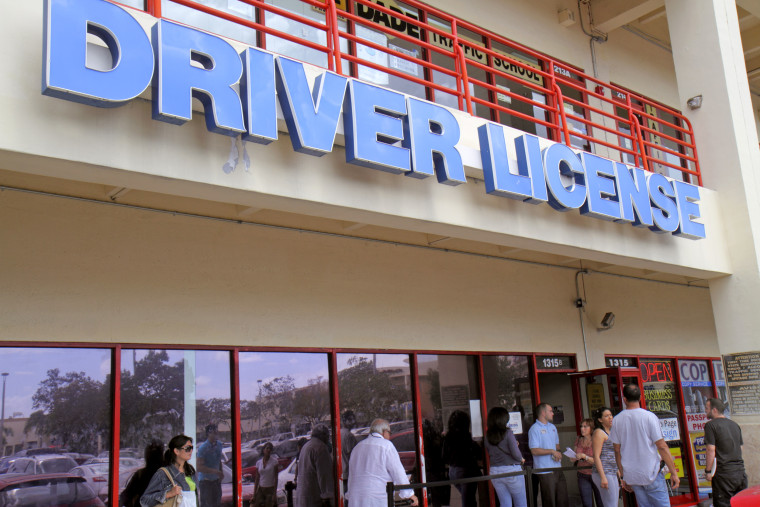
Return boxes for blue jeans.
[490,465,527,507]
[630,472,670,507]
[449,465,479,507]
[577,472,603,507]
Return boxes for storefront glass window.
[639,358,691,497]
[337,353,414,487]
[712,360,728,413]
[119,0,145,9]
[239,351,330,453]
[481,356,532,459]
[418,354,484,506]
[349,2,426,100]
[266,0,349,70]
[161,0,258,46]
[119,349,231,501]
[678,359,714,497]
[0,348,112,499]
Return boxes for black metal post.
[286,481,295,507]
[386,481,394,507]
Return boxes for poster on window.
[678,359,713,495]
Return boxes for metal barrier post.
[286,480,295,507]
[526,466,534,507]
[386,481,395,507]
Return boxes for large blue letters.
[43,0,153,107]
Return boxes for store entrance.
[570,367,644,421]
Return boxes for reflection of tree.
[338,357,408,425]
[261,376,296,429]
[25,369,110,454]
[197,398,232,436]
[293,376,329,426]
[492,356,529,409]
[120,350,184,449]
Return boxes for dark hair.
[262,441,274,453]
[593,407,612,430]
[580,418,594,431]
[447,410,471,434]
[205,424,218,435]
[623,384,641,403]
[165,435,196,477]
[486,407,510,446]
[341,410,355,425]
[706,397,726,414]
[144,440,165,470]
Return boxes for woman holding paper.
[573,418,603,507]
[485,407,527,507]
[591,407,620,506]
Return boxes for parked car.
[83,456,142,470]
[389,430,416,476]
[0,473,105,506]
[220,464,255,507]
[70,463,110,502]
[0,456,18,474]
[275,458,298,506]
[271,432,295,444]
[7,454,78,475]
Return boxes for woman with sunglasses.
[141,435,199,507]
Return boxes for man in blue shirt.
[528,403,568,507]
[197,423,224,507]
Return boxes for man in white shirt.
[609,384,679,507]
[347,419,418,507]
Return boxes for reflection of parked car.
[7,454,78,475]
[83,457,142,470]
[0,473,105,506]
[275,458,298,506]
[220,464,255,507]
[389,430,416,475]
[0,456,18,474]
[271,432,295,444]
[70,464,110,502]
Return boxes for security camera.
[599,312,615,330]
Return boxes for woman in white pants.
[591,407,621,506]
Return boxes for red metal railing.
[139,0,702,186]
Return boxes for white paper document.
[563,447,577,459]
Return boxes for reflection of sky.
[0,348,413,417]
[0,348,111,418]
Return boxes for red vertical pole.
[673,359,698,503]
[329,351,343,507]
[110,346,121,507]
[146,0,161,18]
[409,353,427,507]
[230,349,242,507]
[531,355,540,405]
[475,355,495,507]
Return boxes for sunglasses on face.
[179,445,194,452]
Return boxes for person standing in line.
[573,418,602,507]
[120,440,165,507]
[197,423,224,507]
[340,410,358,499]
[252,442,280,507]
[590,407,619,506]
[141,435,199,507]
[704,397,747,507]
[295,424,335,507]
[485,407,526,507]
[347,419,418,507]
[609,384,679,507]
[528,403,568,507]
[442,410,481,507]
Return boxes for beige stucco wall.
[0,0,730,281]
[0,186,718,362]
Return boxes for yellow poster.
[690,432,710,487]
[665,447,685,479]
[586,383,605,413]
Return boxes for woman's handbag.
[157,468,181,507]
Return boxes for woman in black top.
[120,440,165,507]
[442,410,481,507]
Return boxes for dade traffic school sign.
[42,0,705,239]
